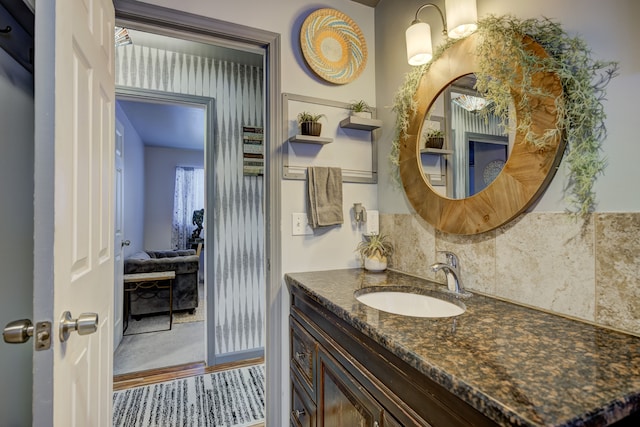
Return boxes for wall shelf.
[421,148,453,155]
[288,135,333,145]
[339,116,382,131]
[283,93,378,183]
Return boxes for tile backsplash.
[381,212,640,336]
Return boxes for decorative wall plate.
[300,8,368,84]
[483,159,505,185]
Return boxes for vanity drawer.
[290,316,316,391]
[290,371,317,427]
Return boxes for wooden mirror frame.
[399,33,565,235]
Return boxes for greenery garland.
[391,15,618,216]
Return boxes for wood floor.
[113,356,264,391]
[113,356,266,427]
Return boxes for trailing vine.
[391,15,618,216]
[390,37,458,186]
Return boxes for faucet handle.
[437,251,459,268]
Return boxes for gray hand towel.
[307,167,343,228]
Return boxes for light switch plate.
[292,213,313,235]
[366,210,379,235]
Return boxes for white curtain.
[171,167,205,250]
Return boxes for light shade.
[406,22,433,66]
[115,26,132,47]
[445,0,478,38]
[452,94,490,112]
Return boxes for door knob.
[4,319,52,350]
[59,311,98,342]
[3,319,34,344]
[121,239,131,248]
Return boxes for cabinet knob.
[295,351,309,360]
[292,408,306,418]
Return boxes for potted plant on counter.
[356,233,394,272]
[297,111,325,136]
[348,100,372,119]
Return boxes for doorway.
[112,25,267,374]
[20,1,282,423]
[114,90,209,375]
[466,134,508,196]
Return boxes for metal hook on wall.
[0,26,11,34]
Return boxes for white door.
[114,119,126,349]
[33,1,115,426]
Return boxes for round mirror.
[399,33,565,235]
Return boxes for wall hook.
[0,26,11,34]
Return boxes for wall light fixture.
[405,0,477,66]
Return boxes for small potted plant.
[356,233,394,272]
[349,100,372,119]
[423,129,444,149]
[297,111,325,136]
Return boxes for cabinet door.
[318,349,383,427]
[383,412,404,427]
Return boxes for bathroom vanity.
[286,269,640,426]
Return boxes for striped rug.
[113,364,265,427]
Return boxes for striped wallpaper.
[115,43,265,356]
[451,103,507,198]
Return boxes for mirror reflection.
[420,74,513,199]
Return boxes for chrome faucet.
[430,251,466,294]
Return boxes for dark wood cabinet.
[290,315,398,427]
[289,284,499,427]
[383,413,404,427]
[318,349,384,426]
[291,371,316,427]
[290,318,315,391]
[290,317,317,427]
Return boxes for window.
[171,166,205,250]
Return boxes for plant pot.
[364,255,388,272]
[301,121,322,136]
[351,111,372,119]
[426,137,444,149]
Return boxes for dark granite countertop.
[285,269,640,427]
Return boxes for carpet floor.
[114,282,206,376]
[112,364,265,427]
[114,321,205,376]
[174,305,205,324]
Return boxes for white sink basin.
[356,290,465,318]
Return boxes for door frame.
[115,87,217,362]
[114,117,125,349]
[114,1,283,425]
